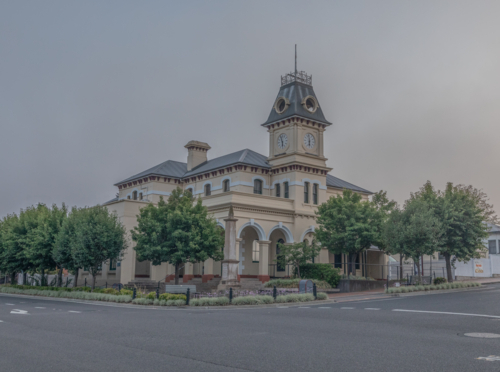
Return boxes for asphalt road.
[1,285,500,372]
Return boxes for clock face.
[304,133,315,149]
[277,134,288,149]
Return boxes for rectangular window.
[284,182,289,199]
[304,182,310,203]
[223,180,230,192]
[109,259,116,271]
[252,240,260,262]
[313,184,318,205]
[254,180,263,195]
[276,183,281,197]
[334,254,342,269]
[355,254,360,270]
[489,240,498,255]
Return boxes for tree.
[276,240,321,279]
[70,206,127,290]
[384,197,442,283]
[132,188,224,285]
[315,189,393,276]
[23,204,67,285]
[53,206,80,287]
[412,181,495,282]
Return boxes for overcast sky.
[1,0,499,218]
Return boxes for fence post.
[313,283,317,300]
[229,287,233,304]
[273,286,277,301]
[186,288,190,306]
[132,288,136,300]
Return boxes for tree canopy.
[131,188,224,284]
[276,240,321,279]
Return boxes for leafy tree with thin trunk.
[276,240,321,278]
[69,206,127,290]
[384,197,442,283]
[411,181,496,282]
[315,190,394,277]
[53,206,81,287]
[132,188,224,285]
[24,204,67,286]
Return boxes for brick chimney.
[185,140,211,171]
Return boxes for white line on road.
[298,307,310,309]
[68,311,81,313]
[365,308,380,310]
[392,309,500,319]
[10,309,28,315]
[0,320,3,322]
[341,307,355,309]
[5,303,14,306]
[318,307,331,309]
[277,306,289,308]
[34,307,46,309]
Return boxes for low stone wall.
[338,279,386,293]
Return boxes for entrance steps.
[238,278,265,291]
[165,277,221,293]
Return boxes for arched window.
[252,240,260,262]
[277,238,285,272]
[132,191,138,200]
[223,179,230,192]
[304,239,314,263]
[205,184,211,196]
[127,195,131,200]
[139,192,143,200]
[304,182,310,203]
[253,179,263,195]
[275,183,281,197]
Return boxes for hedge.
[296,264,341,288]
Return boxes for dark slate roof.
[184,149,270,177]
[103,197,118,205]
[262,81,331,126]
[326,174,372,194]
[115,160,187,185]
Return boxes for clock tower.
[262,69,332,171]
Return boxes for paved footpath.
[1,284,500,371]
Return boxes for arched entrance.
[238,225,263,278]
[269,228,290,278]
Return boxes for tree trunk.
[74,268,79,288]
[92,273,96,291]
[416,256,422,284]
[10,272,16,285]
[58,268,63,287]
[23,272,27,285]
[41,269,45,286]
[296,261,301,279]
[399,255,403,281]
[444,253,454,283]
[174,263,179,285]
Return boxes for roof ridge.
[238,149,249,162]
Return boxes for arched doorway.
[269,229,289,277]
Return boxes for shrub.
[316,292,328,300]
[101,288,119,295]
[159,293,186,301]
[232,296,259,306]
[297,264,341,288]
[132,298,153,305]
[159,300,167,306]
[255,295,274,304]
[192,297,230,306]
[120,289,133,296]
[153,299,160,306]
[264,278,332,289]
[433,277,447,285]
[146,291,157,300]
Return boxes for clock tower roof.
[261,71,332,127]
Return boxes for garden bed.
[387,282,480,294]
[0,285,328,307]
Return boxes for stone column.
[183,262,194,283]
[150,262,168,282]
[165,263,175,283]
[202,258,214,283]
[218,206,241,290]
[258,240,271,283]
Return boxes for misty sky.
[1,1,499,218]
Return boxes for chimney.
[185,140,211,171]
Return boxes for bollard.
[273,286,277,301]
[186,288,190,306]
[132,288,136,300]
[156,288,159,299]
[229,288,233,304]
[313,283,317,300]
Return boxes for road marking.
[277,306,289,308]
[0,320,3,322]
[365,308,380,310]
[392,309,500,319]
[318,307,331,309]
[341,307,355,309]
[465,333,500,338]
[10,309,28,315]
[5,303,14,306]
[68,311,81,313]
[298,307,310,309]
[477,356,500,361]
[34,307,46,309]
